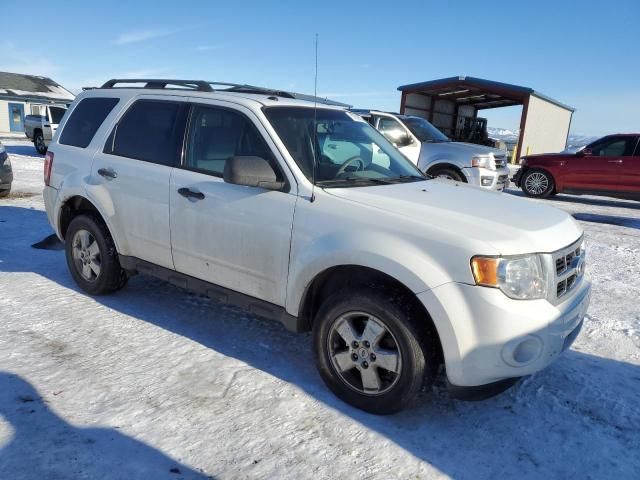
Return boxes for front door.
[562,135,637,192]
[170,102,296,306]
[8,103,25,132]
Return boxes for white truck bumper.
[418,277,591,391]
[463,166,510,191]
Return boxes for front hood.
[325,180,582,255]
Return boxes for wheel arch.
[297,264,444,362]
[426,162,467,182]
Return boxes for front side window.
[108,100,185,166]
[376,117,408,144]
[587,136,637,157]
[264,107,424,186]
[59,97,119,148]
[185,106,277,177]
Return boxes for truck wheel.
[522,168,554,198]
[65,213,128,295]
[430,167,465,182]
[34,131,47,155]
[313,290,437,414]
[0,188,9,198]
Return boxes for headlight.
[471,255,547,300]
[471,155,491,168]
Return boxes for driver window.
[590,137,636,157]
[377,117,406,143]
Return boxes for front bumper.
[512,166,525,187]
[418,276,591,388]
[463,166,510,191]
[0,157,13,189]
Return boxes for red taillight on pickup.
[44,151,54,186]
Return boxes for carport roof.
[398,76,574,112]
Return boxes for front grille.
[494,155,507,169]
[553,239,584,299]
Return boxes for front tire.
[313,290,437,414]
[34,131,47,155]
[65,214,127,295]
[521,168,554,198]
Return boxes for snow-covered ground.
[1,137,639,479]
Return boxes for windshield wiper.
[389,174,427,183]
[317,176,393,187]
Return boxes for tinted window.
[185,106,276,177]
[588,136,637,157]
[49,106,66,124]
[109,100,185,166]
[59,97,118,148]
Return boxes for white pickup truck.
[24,104,68,154]
[43,79,590,414]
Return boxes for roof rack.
[100,79,214,92]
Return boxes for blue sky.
[1,0,637,135]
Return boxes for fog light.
[481,176,493,186]
[502,336,543,367]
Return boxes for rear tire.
[0,188,9,198]
[34,131,47,155]
[430,167,465,182]
[65,213,127,295]
[313,289,438,414]
[521,168,554,198]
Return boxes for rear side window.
[106,100,186,166]
[59,98,119,148]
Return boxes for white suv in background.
[353,109,510,191]
[43,79,590,414]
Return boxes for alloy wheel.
[327,312,402,395]
[71,229,102,281]
[525,172,549,195]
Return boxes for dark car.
[514,134,640,200]
[0,141,13,197]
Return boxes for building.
[0,71,75,133]
[397,76,575,160]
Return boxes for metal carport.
[397,76,575,161]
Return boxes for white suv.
[43,79,591,414]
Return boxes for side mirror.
[577,148,592,157]
[223,156,285,190]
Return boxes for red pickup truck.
[514,134,640,200]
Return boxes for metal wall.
[402,93,477,137]
[519,94,572,157]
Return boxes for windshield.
[400,116,449,143]
[264,107,425,187]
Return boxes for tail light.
[44,151,54,186]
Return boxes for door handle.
[178,187,205,200]
[607,159,623,164]
[97,168,117,179]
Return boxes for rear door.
[617,136,640,195]
[92,96,188,269]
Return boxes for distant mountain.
[487,126,598,152]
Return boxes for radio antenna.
[310,33,318,203]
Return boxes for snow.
[2,85,75,102]
[1,138,639,479]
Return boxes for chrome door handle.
[607,159,623,164]
[97,168,118,179]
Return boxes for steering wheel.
[336,156,365,176]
